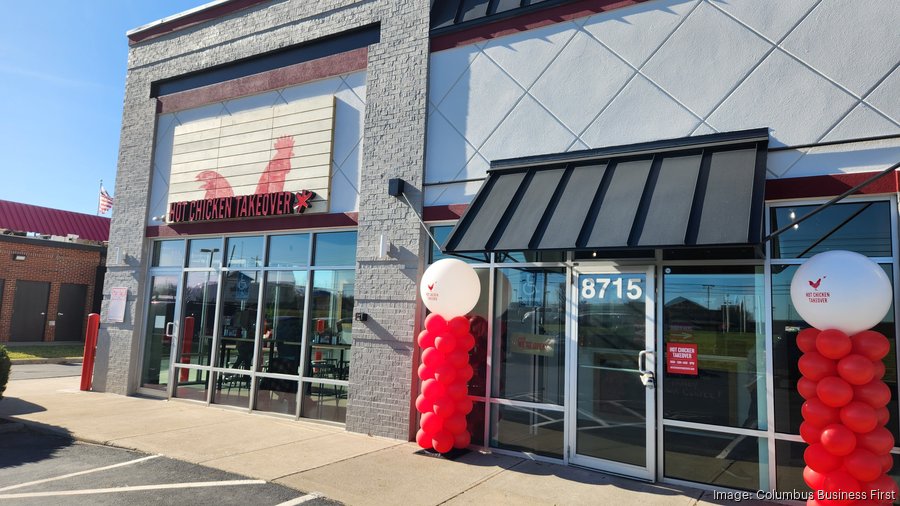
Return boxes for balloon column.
[790,251,898,505]
[416,259,481,453]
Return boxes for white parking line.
[276,493,321,506]
[0,479,267,499]
[0,454,162,492]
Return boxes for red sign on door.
[667,342,698,375]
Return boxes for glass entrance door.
[140,274,182,393]
[569,266,655,480]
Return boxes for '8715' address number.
[581,277,643,300]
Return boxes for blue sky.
[0,0,207,215]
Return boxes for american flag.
[99,185,114,214]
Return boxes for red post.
[180,316,195,381]
[80,313,100,391]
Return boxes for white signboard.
[108,287,128,323]
[167,95,336,215]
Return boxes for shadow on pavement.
[0,397,48,417]
[0,423,74,470]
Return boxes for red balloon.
[425,313,448,335]
[435,334,458,353]
[857,427,895,455]
[804,466,827,490]
[875,406,890,426]
[453,430,471,449]
[422,347,446,369]
[817,376,854,407]
[445,381,468,399]
[444,414,467,434]
[805,443,844,473]
[418,363,434,381]
[458,364,474,382]
[447,350,470,368]
[880,453,894,473]
[798,328,821,353]
[469,315,487,338]
[416,428,433,449]
[457,332,476,352]
[844,448,882,482]
[841,401,879,433]
[417,329,435,349]
[820,424,857,456]
[801,421,823,444]
[415,394,432,414]
[817,329,852,360]
[448,316,470,336]
[456,397,473,415]
[798,377,820,400]
[862,474,899,504]
[872,360,886,380]
[837,354,875,385]
[800,352,838,381]
[853,380,891,409]
[433,396,456,418]
[432,430,453,453]
[422,379,445,400]
[803,398,841,427]
[421,411,443,434]
[851,331,891,361]
[434,364,457,384]
[823,469,861,504]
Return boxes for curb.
[10,358,83,365]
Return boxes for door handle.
[165,322,175,338]
[57,313,64,316]
[638,350,655,389]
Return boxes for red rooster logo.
[196,136,296,199]
[808,278,822,290]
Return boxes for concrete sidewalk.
[0,376,775,505]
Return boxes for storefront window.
[490,404,564,459]
[152,240,185,267]
[467,268,490,397]
[772,263,898,437]
[304,269,353,420]
[492,268,566,405]
[770,201,892,259]
[226,236,264,268]
[663,267,766,429]
[187,238,222,268]
[430,226,489,264]
[664,426,766,491]
[216,270,261,372]
[497,251,565,263]
[314,231,357,266]
[267,234,310,267]
[257,271,306,376]
[179,271,217,368]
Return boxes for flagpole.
[98,179,102,216]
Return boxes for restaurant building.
[97,0,900,495]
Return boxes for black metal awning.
[442,129,769,253]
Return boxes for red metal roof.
[0,200,110,242]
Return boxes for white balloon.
[420,258,481,318]
[790,250,892,334]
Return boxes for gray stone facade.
[98,0,431,439]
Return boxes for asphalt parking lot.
[0,428,341,506]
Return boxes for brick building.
[97,0,900,495]
[0,200,108,342]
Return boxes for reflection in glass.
[774,439,807,494]
[226,236,264,268]
[214,373,252,408]
[178,272,217,369]
[255,378,297,416]
[497,251,565,263]
[258,271,306,375]
[141,275,178,390]
[175,371,208,402]
[268,234,310,268]
[152,240,184,267]
[772,264,898,438]
[430,226,489,264]
[467,268,490,397]
[468,401,486,447]
[305,270,354,382]
[770,201,891,258]
[663,267,766,429]
[576,273,647,467]
[217,271,260,371]
[302,381,346,423]
[313,231,357,266]
[490,404,564,459]
[187,238,222,268]
[664,426,765,491]
[492,268,566,405]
